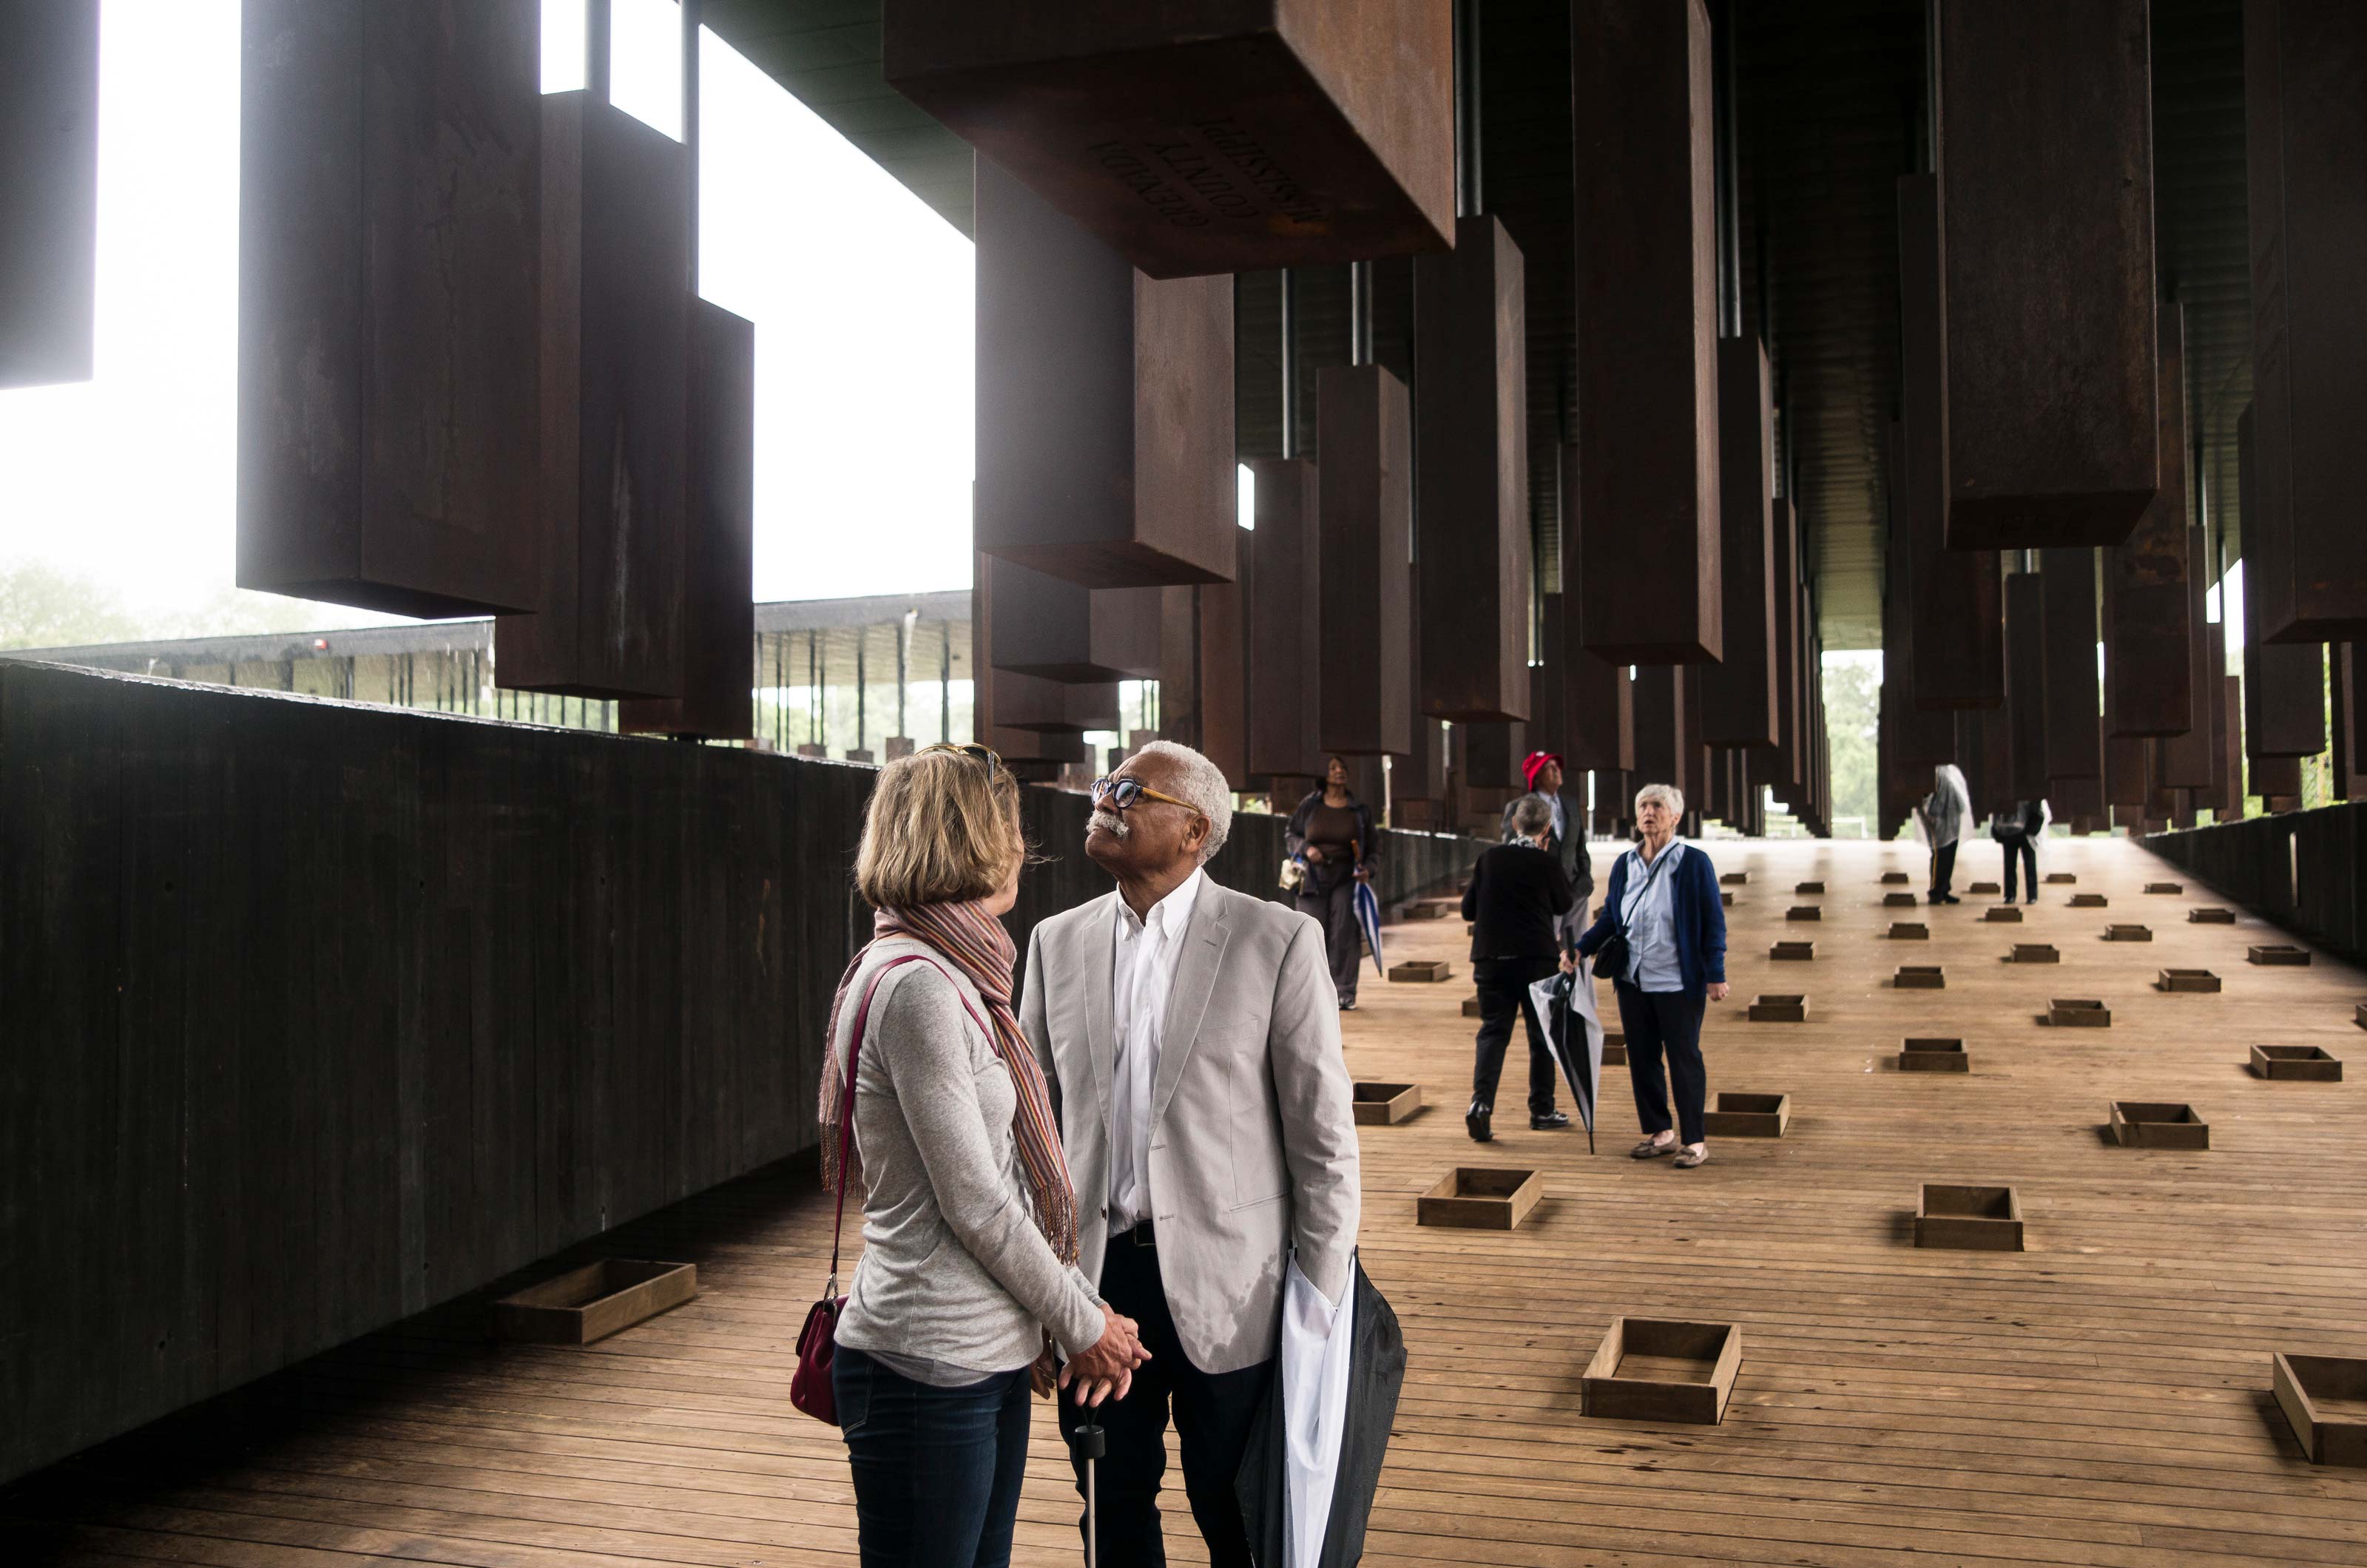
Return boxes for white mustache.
[1089,809,1131,839]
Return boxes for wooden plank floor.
[8,836,2367,1566]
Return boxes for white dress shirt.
[1107,867,1206,1234]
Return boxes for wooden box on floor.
[1581,1318,1742,1426]
[2050,999,2111,1027]
[493,1260,698,1345]
[1786,906,1821,922]
[2106,924,2152,942]
[1702,1092,1791,1138]
[1418,1168,1543,1231]
[2046,873,2077,885]
[1899,1038,1970,1072]
[1748,996,1806,1022]
[1986,907,2025,924]
[2252,1045,2343,1081]
[1890,922,1930,940]
[2190,908,2236,924]
[1969,881,2002,895]
[1721,871,1748,885]
[2109,1101,2209,1150]
[2070,893,2109,908]
[1462,994,1483,1018]
[2272,1354,2367,1468]
[1895,966,1945,990]
[1389,959,1452,982]
[1351,1082,1422,1126]
[2158,969,2221,993]
[1603,1032,1628,1066]
[2249,945,2311,966]
[1883,892,1919,908]
[1916,1185,2024,1251]
[1795,881,1824,894]
[1769,941,1814,961]
[1721,891,1735,908]
[2146,882,2184,894]
[2013,944,2061,964]
[1881,871,1910,885]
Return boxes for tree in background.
[1823,653,1880,837]
[1,557,351,649]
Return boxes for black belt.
[1117,1220,1156,1248]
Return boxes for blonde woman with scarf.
[821,743,1147,1567]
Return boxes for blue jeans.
[834,1345,1032,1568]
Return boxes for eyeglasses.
[1090,775,1201,815]
[916,742,1002,770]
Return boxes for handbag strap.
[1617,842,1676,930]
[825,950,998,1297]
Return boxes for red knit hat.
[1521,750,1563,790]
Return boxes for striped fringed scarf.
[818,901,1080,1265]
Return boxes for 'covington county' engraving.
[1086,120,1329,229]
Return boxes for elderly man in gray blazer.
[1021,739,1361,1567]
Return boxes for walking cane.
[1067,1399,1105,1568]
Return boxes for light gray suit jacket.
[1021,879,1362,1375]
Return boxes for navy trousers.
[1615,981,1709,1146]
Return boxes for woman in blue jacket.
[1573,782,1729,1168]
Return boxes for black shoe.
[1530,1110,1572,1131]
[1466,1106,1493,1143]
[1939,894,1961,904]
[1927,891,1946,904]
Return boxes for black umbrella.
[1236,1253,1405,1567]
[1530,963,1604,1153]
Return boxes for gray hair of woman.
[1132,739,1234,864]
[1510,792,1556,837]
[1634,781,1685,820]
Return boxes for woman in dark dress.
[1285,755,1377,1009]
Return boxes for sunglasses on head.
[916,742,1002,770]
[1090,775,1201,814]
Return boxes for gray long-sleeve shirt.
[831,938,1104,1380]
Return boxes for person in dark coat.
[1460,793,1577,1142]
[1990,798,2049,903]
[1286,756,1378,1010]
[1499,750,1595,948]
[1574,782,1729,1169]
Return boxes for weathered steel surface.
[1414,215,1531,720]
[1704,337,1779,746]
[987,554,1164,683]
[1936,0,2158,550]
[0,0,98,388]
[973,158,1235,588]
[2039,549,2100,779]
[2005,574,2050,799]
[882,0,1453,277]
[1886,424,1968,766]
[2150,527,2216,788]
[970,551,1097,760]
[1161,583,1248,785]
[1556,444,1636,774]
[1316,363,1413,755]
[2245,0,2367,641]
[2106,303,2192,734]
[1898,175,2004,708]
[622,302,757,739]
[2240,407,2326,759]
[1245,456,1323,780]
[498,91,690,697]
[1632,665,1689,800]
[1575,0,1721,663]
[238,0,542,618]
[1766,498,1803,796]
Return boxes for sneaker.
[1465,1106,1493,1143]
[1530,1110,1572,1131]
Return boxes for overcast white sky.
[0,0,975,630]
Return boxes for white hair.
[1635,781,1685,819]
[1134,740,1234,865]
[1510,792,1555,836]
